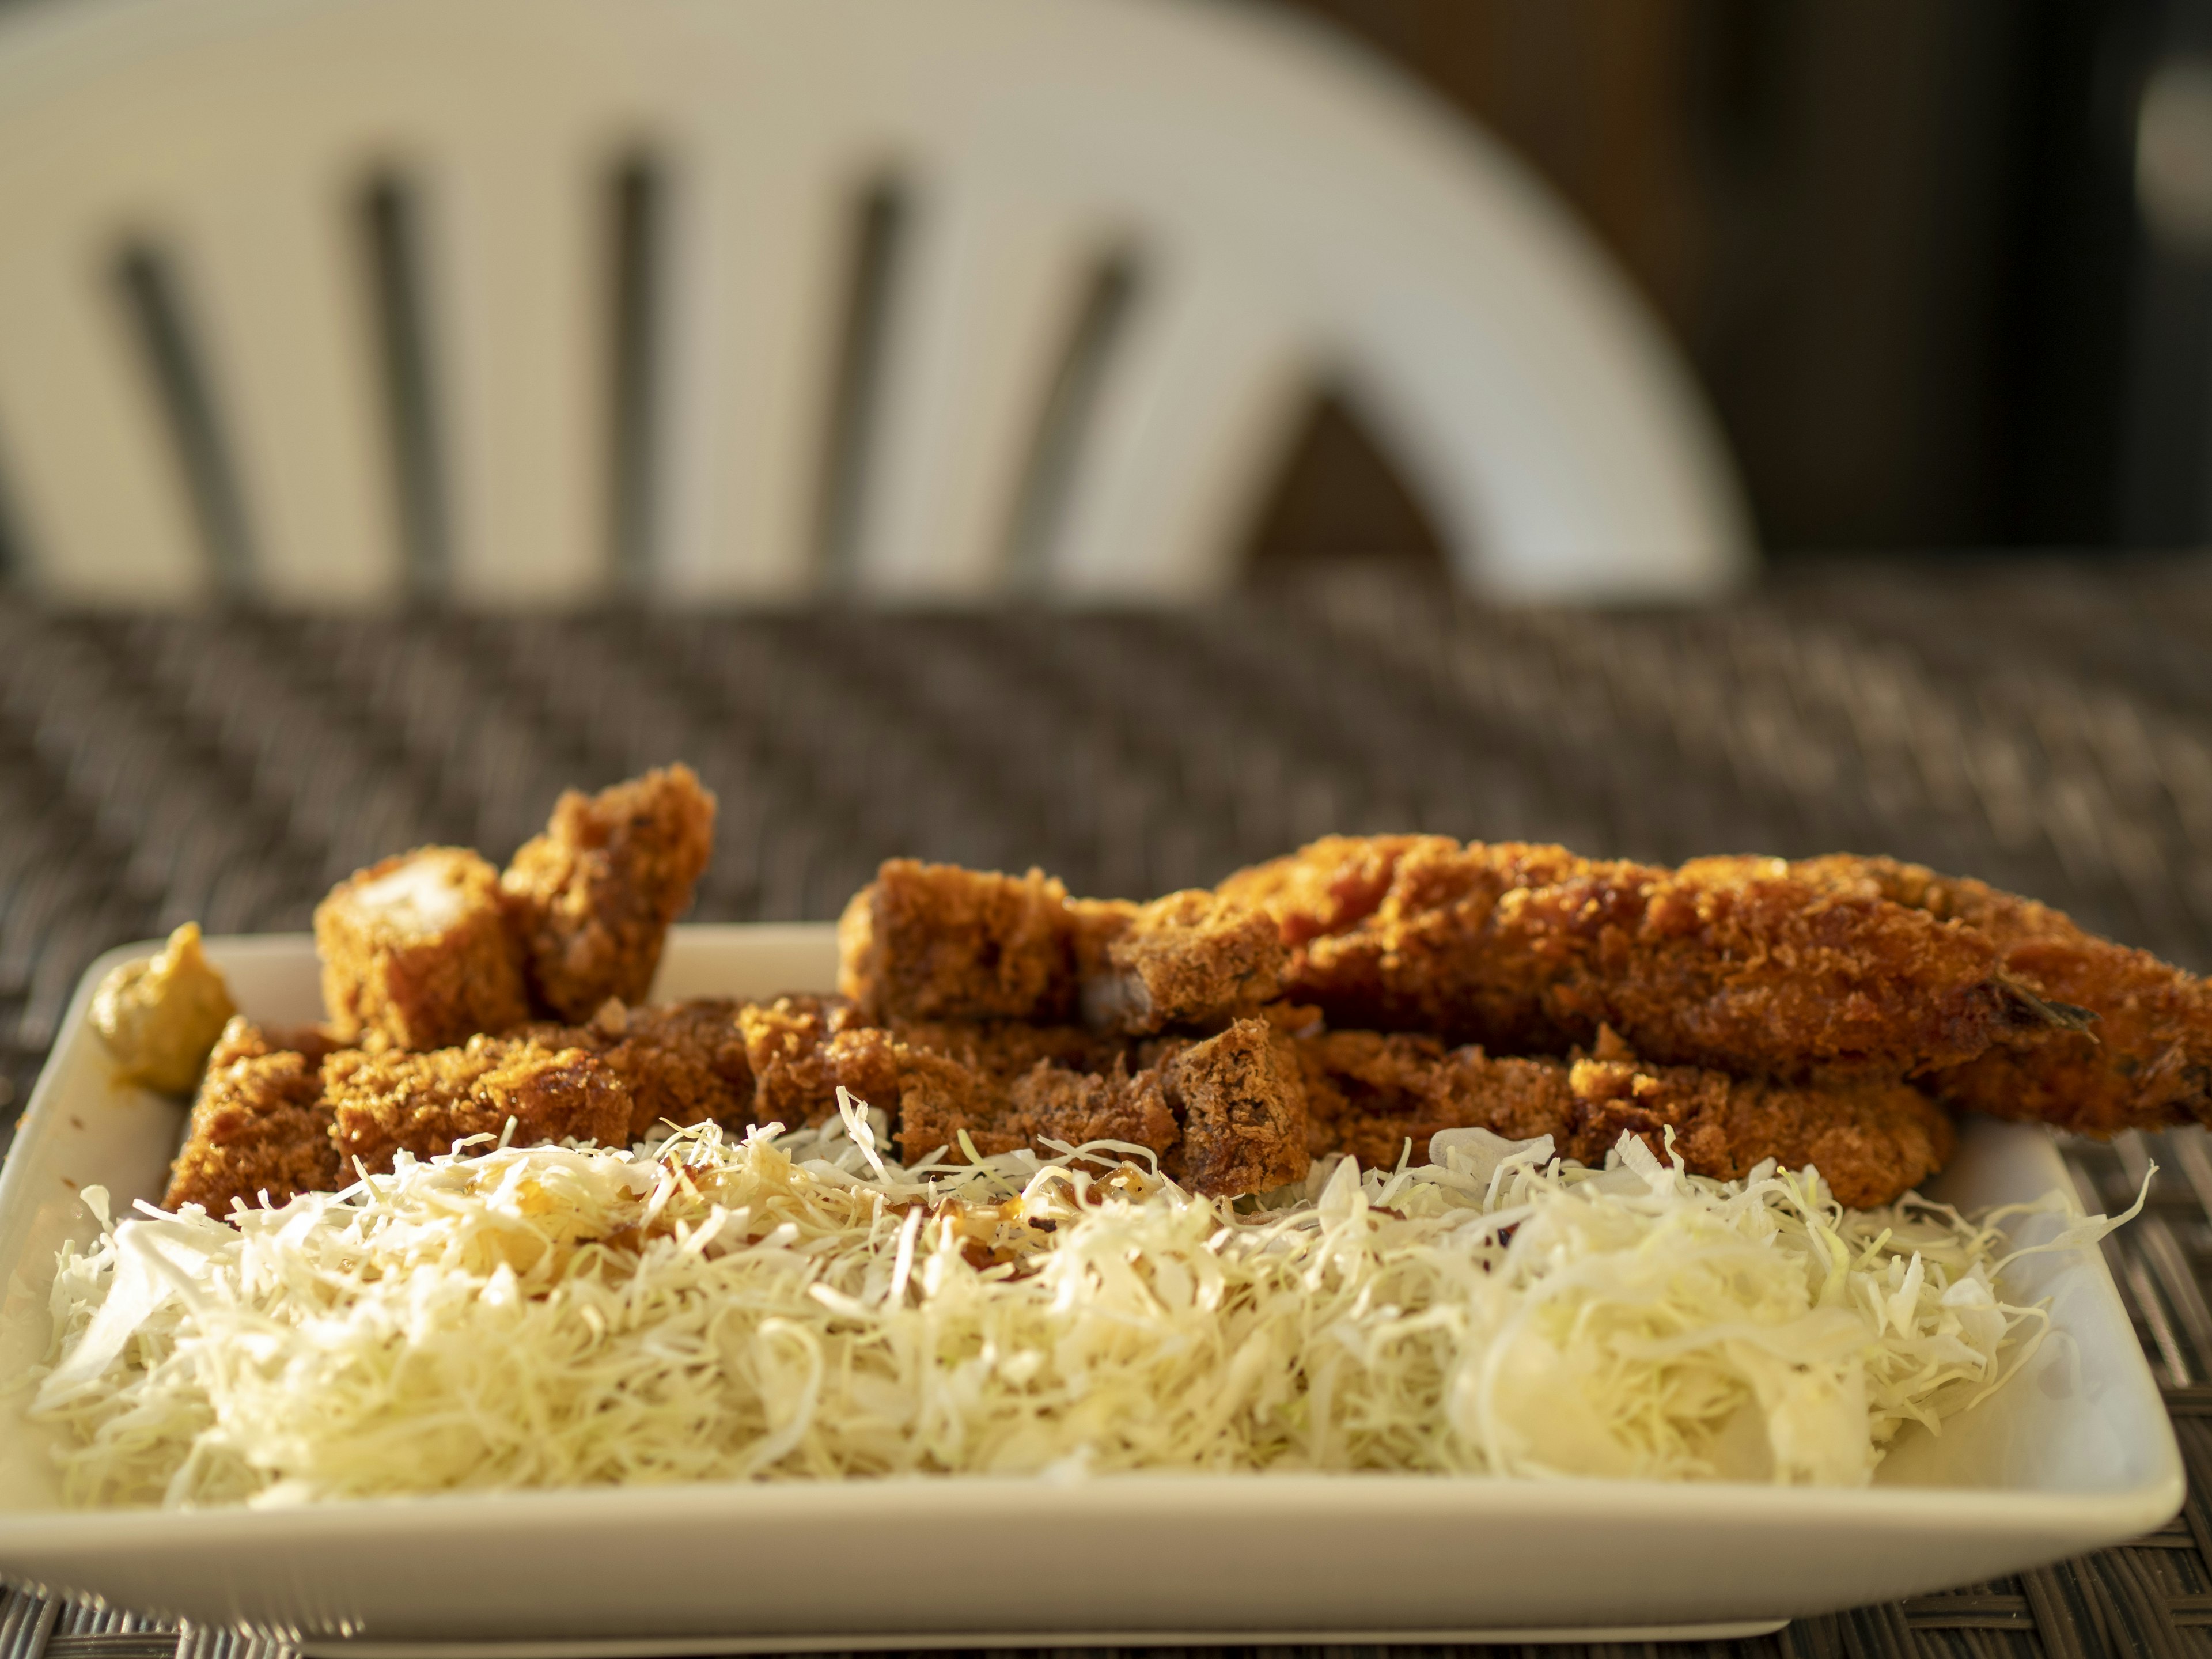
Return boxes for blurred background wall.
[1248,0,2212,570]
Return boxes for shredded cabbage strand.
[24,1100,2132,1506]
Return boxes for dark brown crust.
[501,766,717,1022]
[519,999,754,1141]
[1784,854,2212,1135]
[1157,1019,1310,1196]
[738,996,903,1129]
[313,848,529,1051]
[1076,891,1287,1035]
[162,1018,342,1214]
[1296,1027,1955,1210]
[838,863,1286,1036]
[1219,837,2028,1079]
[838,861,1078,1023]
[324,1036,632,1173]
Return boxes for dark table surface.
[5,554,2212,1658]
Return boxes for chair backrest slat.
[0,0,1755,605]
[0,238,206,602]
[1047,262,1313,599]
[434,130,606,603]
[853,183,1101,597]
[180,165,404,604]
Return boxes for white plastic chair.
[0,0,1754,606]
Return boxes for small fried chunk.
[315,848,528,1051]
[1077,890,1287,1035]
[1296,1027,1955,1210]
[162,1017,341,1214]
[1786,854,2212,1135]
[839,861,1078,1022]
[502,765,717,1021]
[92,922,238,1094]
[325,1036,632,1173]
[1221,836,2033,1079]
[738,996,902,1128]
[525,998,754,1141]
[1158,1018,1310,1196]
[838,862,1289,1036]
[899,1051,1181,1165]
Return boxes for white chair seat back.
[0,0,1753,604]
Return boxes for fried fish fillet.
[325,1035,632,1173]
[162,1018,344,1215]
[1297,1025,1955,1209]
[502,765,717,1022]
[1779,854,2212,1134]
[1217,836,2044,1080]
[516,998,754,1141]
[838,860,1286,1033]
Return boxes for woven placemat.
[4,554,2212,1656]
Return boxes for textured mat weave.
[5,554,2212,1656]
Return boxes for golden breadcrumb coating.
[518,998,754,1141]
[1076,889,1287,1035]
[1783,853,2212,1135]
[502,765,717,1022]
[1296,1025,1954,1210]
[737,995,904,1130]
[162,1017,342,1215]
[325,1035,632,1174]
[896,1051,1181,1167]
[1156,1018,1310,1196]
[1219,836,2036,1078]
[839,861,1078,1022]
[314,847,529,1050]
[838,862,1292,1036]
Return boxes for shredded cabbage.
[24,1097,2133,1507]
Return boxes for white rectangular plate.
[0,926,2183,1648]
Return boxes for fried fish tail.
[1786,854,2212,1135]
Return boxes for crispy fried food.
[521,998,754,1141]
[1076,890,1287,1035]
[1156,1018,1310,1196]
[738,996,903,1128]
[839,861,1080,1023]
[896,1051,1181,1166]
[1219,836,2037,1079]
[1297,1026,1954,1210]
[163,1017,342,1214]
[1781,854,2212,1134]
[315,847,529,1050]
[325,1035,632,1173]
[895,1015,1305,1197]
[838,861,1287,1035]
[888,1017,1131,1081]
[502,765,717,1022]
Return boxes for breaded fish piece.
[1076,890,1287,1035]
[163,1017,344,1215]
[839,861,1080,1023]
[502,765,717,1021]
[839,861,1286,1034]
[315,847,529,1050]
[519,998,754,1141]
[1219,836,2039,1079]
[1155,1018,1310,1196]
[897,1015,1305,1196]
[738,995,904,1130]
[325,1035,632,1173]
[1783,854,2212,1134]
[1297,1027,1955,1210]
